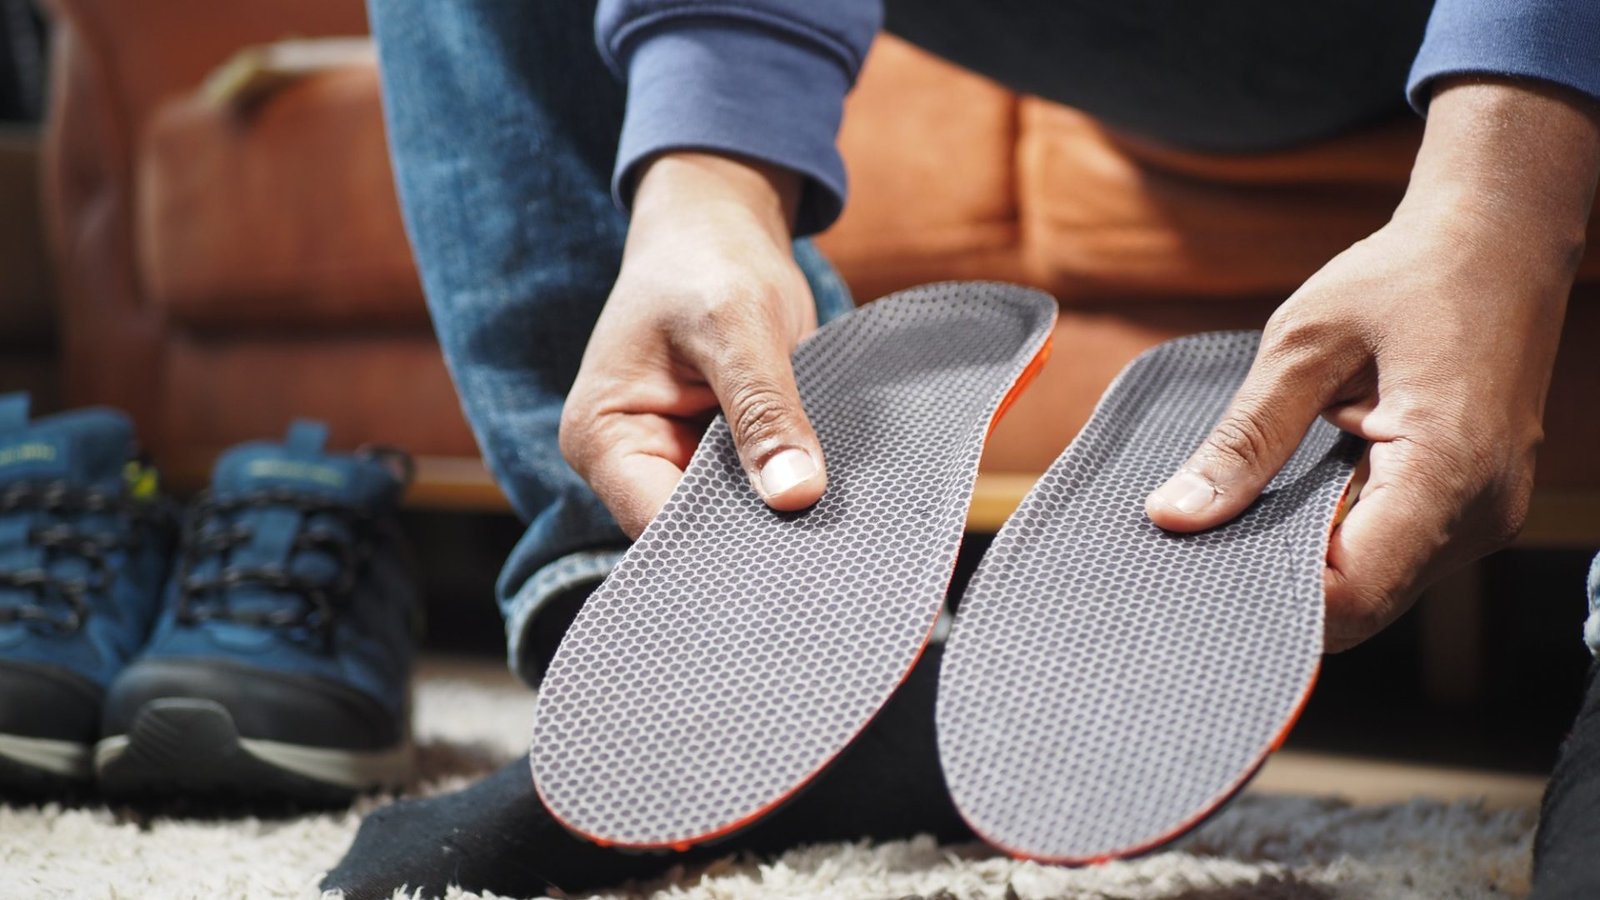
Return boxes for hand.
[1146,79,1600,651]
[560,152,826,538]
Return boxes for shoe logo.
[244,459,347,489]
[124,460,162,500]
[0,439,62,469]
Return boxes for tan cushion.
[1015,101,1418,302]
[137,65,425,330]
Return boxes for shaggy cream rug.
[2,659,1536,900]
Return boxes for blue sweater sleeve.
[1408,0,1600,111]
[595,1,882,236]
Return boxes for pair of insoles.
[531,282,1361,862]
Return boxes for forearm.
[630,153,801,251]
[596,0,882,235]
[1401,78,1600,279]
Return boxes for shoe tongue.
[0,393,136,491]
[210,420,398,507]
[198,422,400,637]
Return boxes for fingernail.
[758,448,817,497]
[1152,471,1216,515]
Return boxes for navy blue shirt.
[597,1,1600,236]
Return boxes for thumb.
[697,325,827,513]
[1146,343,1346,532]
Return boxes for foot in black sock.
[323,646,971,899]
[1533,664,1600,899]
[321,757,699,899]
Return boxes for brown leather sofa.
[37,0,1600,541]
[1,128,56,410]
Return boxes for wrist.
[1398,78,1600,276]
[631,152,801,247]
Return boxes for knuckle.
[1202,409,1277,472]
[1260,316,1355,385]
[1401,434,1533,553]
[1261,313,1334,354]
[664,281,789,368]
[726,382,795,448]
[685,282,778,338]
[557,402,596,474]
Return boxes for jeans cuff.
[1585,552,1600,658]
[505,546,627,687]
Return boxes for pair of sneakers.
[0,393,418,803]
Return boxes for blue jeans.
[367,1,853,684]
[1585,553,1600,656]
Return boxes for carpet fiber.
[2,659,1535,900]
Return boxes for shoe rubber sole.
[0,733,92,795]
[95,698,414,804]
[531,283,1058,851]
[937,330,1362,864]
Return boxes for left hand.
[1145,78,1600,651]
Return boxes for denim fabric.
[1584,553,1600,658]
[368,0,853,685]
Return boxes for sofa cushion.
[816,37,1025,301]
[158,330,475,471]
[1016,101,1415,302]
[137,64,425,330]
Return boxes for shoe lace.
[0,480,176,632]
[174,488,381,640]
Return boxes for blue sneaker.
[96,421,418,802]
[0,393,174,792]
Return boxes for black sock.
[1534,663,1600,899]
[323,645,971,899]
[322,756,684,900]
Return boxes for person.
[323,1,1600,897]
[1533,556,1600,899]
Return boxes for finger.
[575,414,705,538]
[603,453,688,539]
[687,313,827,512]
[1321,450,1447,651]
[1146,336,1358,532]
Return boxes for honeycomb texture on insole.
[532,283,1058,848]
[938,330,1361,863]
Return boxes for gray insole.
[938,330,1362,863]
[531,283,1057,849]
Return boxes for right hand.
[560,152,828,538]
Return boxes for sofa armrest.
[38,0,370,137]
[35,0,371,435]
